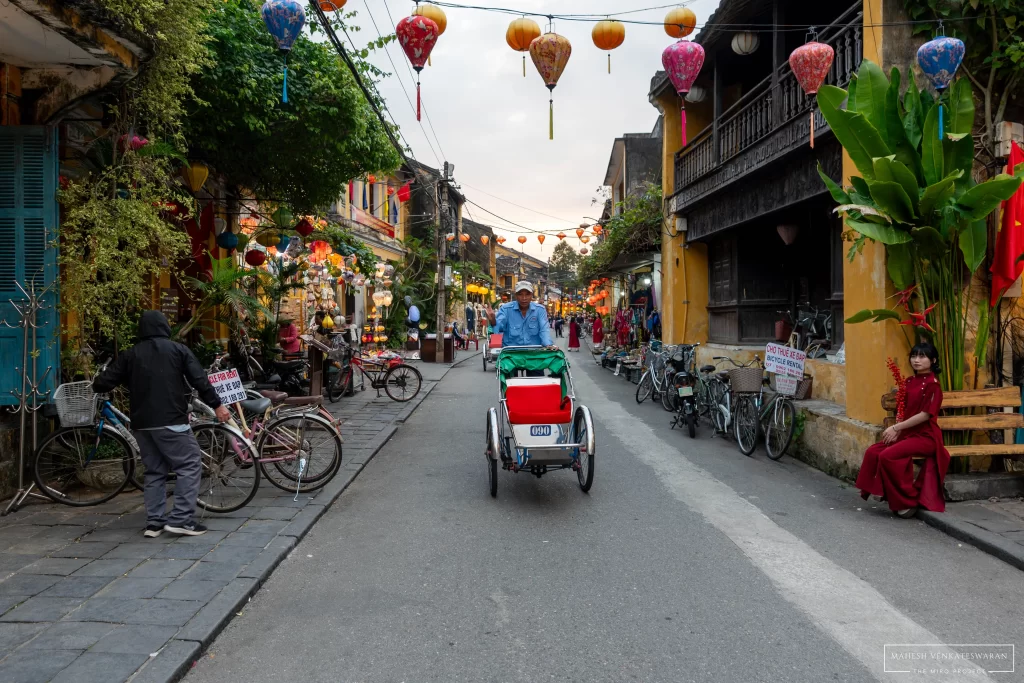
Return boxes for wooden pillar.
[712,59,722,164]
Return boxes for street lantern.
[506,17,541,77]
[917,34,965,139]
[789,37,835,148]
[664,7,696,39]
[592,20,625,74]
[557,232,566,240]
[261,0,306,103]
[412,3,446,66]
[662,39,705,147]
[530,29,572,140]
[396,14,440,121]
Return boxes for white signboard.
[614,361,622,376]
[208,369,247,405]
[764,343,806,378]
[775,374,800,396]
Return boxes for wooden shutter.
[0,127,59,405]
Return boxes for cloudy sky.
[338,0,721,259]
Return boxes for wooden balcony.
[671,3,862,214]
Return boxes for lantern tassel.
[608,53,611,74]
[416,79,422,122]
[810,109,815,149]
[522,55,526,77]
[681,105,687,148]
[549,97,554,141]
[283,54,288,104]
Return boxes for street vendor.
[855,342,950,517]
[278,319,300,354]
[483,282,556,349]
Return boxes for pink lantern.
[396,15,439,121]
[789,41,835,148]
[661,40,705,147]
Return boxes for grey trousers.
[135,429,202,527]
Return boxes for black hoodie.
[93,310,222,429]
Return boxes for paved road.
[186,341,1024,683]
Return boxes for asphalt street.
[185,339,1024,683]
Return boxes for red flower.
[898,303,937,332]
[886,357,907,422]
[893,284,918,310]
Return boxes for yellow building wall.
[658,91,711,346]
[842,0,908,424]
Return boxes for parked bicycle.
[326,343,422,403]
[732,358,797,460]
[635,343,669,405]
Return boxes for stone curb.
[450,349,482,369]
[136,387,430,683]
[918,510,1024,573]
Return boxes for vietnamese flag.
[991,141,1024,305]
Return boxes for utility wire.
[458,181,579,225]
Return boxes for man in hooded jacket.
[93,311,230,537]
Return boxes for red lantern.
[245,250,267,267]
[295,216,315,237]
[397,181,412,203]
[396,15,439,121]
[789,41,835,148]
[576,228,585,238]
[662,40,705,147]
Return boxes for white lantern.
[685,86,707,103]
[382,291,394,307]
[731,32,759,55]
[384,264,395,276]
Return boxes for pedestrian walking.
[554,316,564,338]
[568,316,581,352]
[93,311,230,537]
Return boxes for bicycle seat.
[282,395,322,406]
[716,371,731,382]
[272,359,306,372]
[700,364,716,374]
[240,397,272,414]
[259,390,288,404]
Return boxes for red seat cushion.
[505,384,572,424]
[488,334,503,349]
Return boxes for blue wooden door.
[0,127,60,405]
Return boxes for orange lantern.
[576,228,585,238]
[318,0,346,10]
[665,7,697,39]
[537,235,546,245]
[592,225,603,235]
[412,2,446,66]
[459,233,470,242]
[592,20,625,74]
[480,235,490,245]
[580,235,590,244]
[557,232,566,240]
[497,236,507,245]
[506,17,542,77]
[446,234,455,241]
[517,236,527,245]
[530,30,572,140]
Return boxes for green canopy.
[497,348,568,395]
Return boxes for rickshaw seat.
[488,333,503,349]
[505,382,572,425]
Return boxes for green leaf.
[850,176,872,200]
[911,226,948,259]
[872,309,904,322]
[818,86,891,178]
[902,70,923,149]
[959,220,987,273]
[955,174,1024,220]
[847,76,858,113]
[867,180,916,222]
[817,163,850,204]
[886,243,914,290]
[845,308,902,324]
[818,84,848,111]
[919,171,962,217]
[845,218,913,244]
[853,60,890,147]
[946,79,975,136]
[944,133,974,181]
[845,309,878,324]
[873,156,920,212]
[921,104,943,186]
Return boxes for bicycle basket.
[728,367,764,394]
[53,381,99,427]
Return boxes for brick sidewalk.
[0,357,461,683]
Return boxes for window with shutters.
[0,127,59,405]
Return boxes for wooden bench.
[882,386,1024,461]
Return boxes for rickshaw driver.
[483,282,557,351]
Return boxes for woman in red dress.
[592,315,604,346]
[855,342,950,517]
[567,316,581,351]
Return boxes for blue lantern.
[917,35,965,140]
[261,0,306,103]
[277,233,291,252]
[216,231,239,252]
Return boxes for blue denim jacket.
[494,302,552,347]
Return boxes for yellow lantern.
[328,253,343,266]
[413,2,446,66]
[322,314,335,330]
[665,7,697,39]
[182,161,209,194]
[592,20,625,74]
[506,17,542,77]
[256,231,279,248]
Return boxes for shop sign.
[775,374,800,396]
[208,369,247,405]
[764,343,805,377]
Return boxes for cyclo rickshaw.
[484,346,595,497]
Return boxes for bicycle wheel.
[327,364,351,403]
[571,406,595,493]
[257,413,343,493]
[194,423,260,513]
[733,396,759,456]
[635,371,653,404]
[661,377,678,412]
[34,426,134,507]
[765,399,796,461]
[384,364,422,402]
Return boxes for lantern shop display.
[261,0,306,103]
[295,216,315,237]
[662,39,705,147]
[529,30,572,139]
[256,231,279,248]
[216,231,238,252]
[396,14,439,121]
[917,34,965,139]
[506,17,541,77]
[592,20,625,74]
[245,249,267,267]
[789,38,835,148]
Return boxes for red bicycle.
[327,345,423,403]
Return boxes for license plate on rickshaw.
[677,386,693,397]
[530,425,552,437]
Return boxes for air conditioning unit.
[996,121,1023,158]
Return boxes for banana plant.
[817,60,1023,390]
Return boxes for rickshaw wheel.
[572,406,595,493]
[483,354,488,372]
[486,409,499,497]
